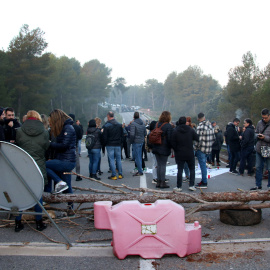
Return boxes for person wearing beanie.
[171,116,199,192]
[87,119,102,180]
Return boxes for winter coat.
[255,120,270,154]
[171,124,199,162]
[0,120,5,141]
[130,118,147,144]
[3,118,21,142]
[212,130,224,151]
[73,124,83,144]
[16,119,50,184]
[152,122,173,156]
[226,122,241,152]
[241,125,255,149]
[194,120,215,154]
[102,119,123,147]
[49,118,76,163]
[87,127,102,149]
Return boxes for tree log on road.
[42,173,270,216]
[43,190,270,204]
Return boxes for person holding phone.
[250,108,270,190]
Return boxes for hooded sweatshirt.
[130,118,147,144]
[171,124,199,162]
[16,119,50,184]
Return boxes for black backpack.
[85,130,97,150]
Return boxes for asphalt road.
[1,112,270,269]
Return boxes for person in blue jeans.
[251,108,270,190]
[45,109,76,196]
[87,119,102,180]
[102,111,124,180]
[130,112,147,176]
[194,113,215,189]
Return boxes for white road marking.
[139,173,156,268]
[140,259,156,270]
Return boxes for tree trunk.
[43,190,270,205]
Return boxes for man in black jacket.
[226,118,241,174]
[102,111,124,180]
[3,107,21,143]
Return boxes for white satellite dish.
[0,141,44,211]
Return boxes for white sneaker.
[189,186,196,191]
[55,182,68,194]
[173,187,182,192]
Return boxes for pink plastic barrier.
[94,200,201,259]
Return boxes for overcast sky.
[1,0,270,87]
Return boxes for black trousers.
[177,158,195,188]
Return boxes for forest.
[1,24,270,130]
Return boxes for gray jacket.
[255,120,270,154]
[130,118,147,144]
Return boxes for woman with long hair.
[15,110,50,232]
[46,109,76,195]
[239,118,255,176]
[152,111,173,188]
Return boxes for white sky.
[1,0,270,87]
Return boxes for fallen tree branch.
[43,190,270,204]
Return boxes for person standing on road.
[211,125,224,166]
[69,114,83,181]
[250,108,270,190]
[147,120,158,183]
[130,112,147,176]
[194,112,215,189]
[226,118,241,174]
[76,120,84,157]
[152,111,173,189]
[102,111,124,180]
[171,116,199,192]
[15,110,50,232]
[87,119,102,180]
[239,118,255,176]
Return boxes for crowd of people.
[1,106,270,232]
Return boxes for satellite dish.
[0,141,44,211]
